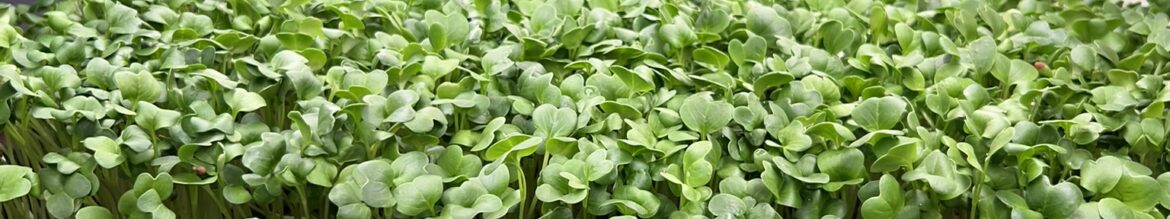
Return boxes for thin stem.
[296,185,312,219]
[580,192,589,218]
[189,186,199,219]
[526,151,551,214]
[149,130,160,160]
[969,172,984,219]
[3,201,14,219]
[320,190,331,219]
[849,186,861,218]
[202,186,230,218]
[382,207,394,219]
[275,193,284,218]
[248,203,267,217]
[517,160,528,219]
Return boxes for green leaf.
[532,104,577,138]
[680,92,734,134]
[902,151,969,199]
[47,192,75,219]
[381,90,420,123]
[561,150,613,186]
[430,146,482,182]
[818,148,866,182]
[175,12,213,36]
[222,185,252,204]
[1025,177,1084,219]
[404,107,446,133]
[693,46,730,71]
[773,155,830,184]
[609,66,655,93]
[682,141,714,188]
[429,23,448,51]
[360,183,395,208]
[115,71,162,103]
[482,134,540,160]
[1105,175,1160,210]
[852,96,908,132]
[84,137,124,169]
[1097,198,1142,219]
[227,88,267,114]
[337,203,372,219]
[276,33,315,50]
[306,159,339,186]
[602,186,661,218]
[389,152,429,186]
[659,22,697,49]
[965,36,997,74]
[745,6,790,40]
[107,3,143,34]
[994,59,1039,85]
[870,137,919,172]
[708,194,747,217]
[775,121,812,151]
[75,206,114,219]
[426,10,470,47]
[482,46,514,75]
[194,69,238,89]
[822,21,856,54]
[1080,156,1124,194]
[330,181,362,206]
[422,56,459,78]
[1070,44,1097,70]
[64,173,92,198]
[1091,86,1137,111]
[987,127,1014,159]
[535,162,588,204]
[861,175,904,219]
[137,190,163,213]
[280,53,324,100]
[135,102,182,131]
[394,175,444,216]
[0,165,33,202]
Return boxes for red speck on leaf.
[194,166,207,175]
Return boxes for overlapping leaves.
[1,0,1170,219]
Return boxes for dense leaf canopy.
[1,0,1170,218]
